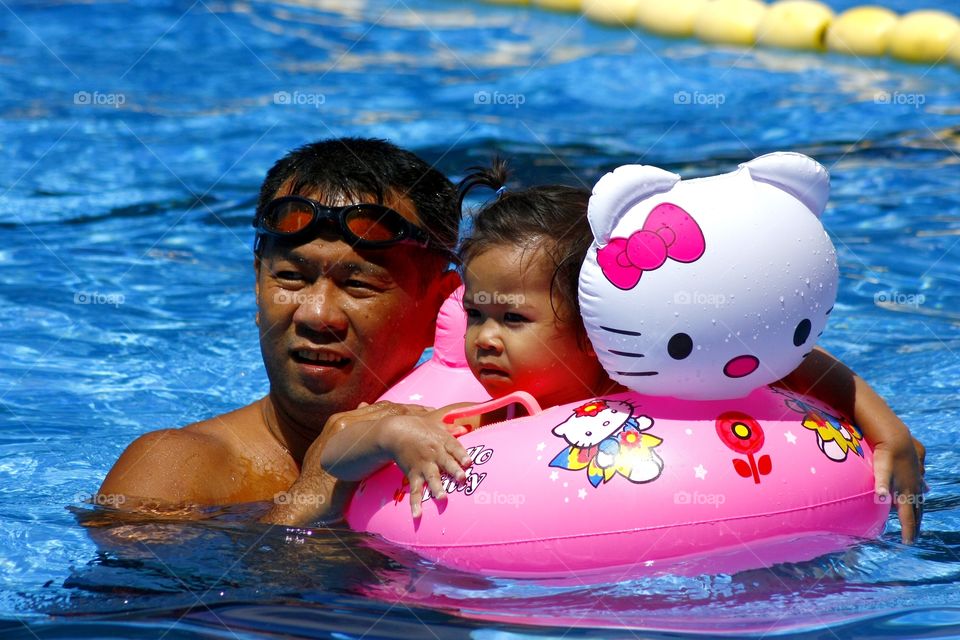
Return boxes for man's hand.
[259,401,432,526]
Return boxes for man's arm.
[775,347,925,542]
[97,429,235,511]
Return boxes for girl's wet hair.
[457,158,592,323]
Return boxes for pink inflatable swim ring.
[346,153,889,578]
[349,388,885,578]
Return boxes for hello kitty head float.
[579,152,838,400]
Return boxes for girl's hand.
[872,433,925,543]
[378,415,473,518]
[263,401,434,526]
[775,349,927,543]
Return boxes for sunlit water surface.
[1,0,959,637]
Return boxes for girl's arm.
[774,347,925,542]
[320,404,477,517]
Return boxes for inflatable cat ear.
[579,152,838,400]
[588,165,680,244]
[740,152,830,219]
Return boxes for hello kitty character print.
[549,399,665,487]
[578,152,839,401]
[778,392,864,462]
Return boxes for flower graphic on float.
[715,411,772,484]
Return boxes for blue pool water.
[2,0,960,637]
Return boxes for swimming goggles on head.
[253,195,432,251]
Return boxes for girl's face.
[462,243,610,408]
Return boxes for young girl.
[320,163,617,516]
[320,163,925,537]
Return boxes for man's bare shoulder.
[98,401,285,508]
[181,400,266,442]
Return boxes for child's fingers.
[446,439,472,469]
[896,470,924,544]
[408,476,424,519]
[425,467,447,503]
[440,454,468,483]
[872,449,920,542]
[877,445,923,544]
[872,450,892,501]
[445,423,470,437]
[912,436,927,477]
[896,496,919,544]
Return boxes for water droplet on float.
[805,278,810,285]
[779,296,785,304]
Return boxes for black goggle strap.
[252,199,436,252]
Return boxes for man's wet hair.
[457,158,592,323]
[255,137,459,260]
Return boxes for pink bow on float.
[597,203,706,290]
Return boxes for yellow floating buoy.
[888,10,960,64]
[582,0,642,26]
[635,0,708,38]
[756,0,834,51]
[531,0,582,12]
[824,6,898,57]
[693,0,768,46]
[508,0,960,69]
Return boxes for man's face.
[255,191,454,427]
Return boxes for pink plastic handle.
[442,391,543,425]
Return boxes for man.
[98,138,461,523]
[100,139,925,538]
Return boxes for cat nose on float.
[724,354,760,378]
